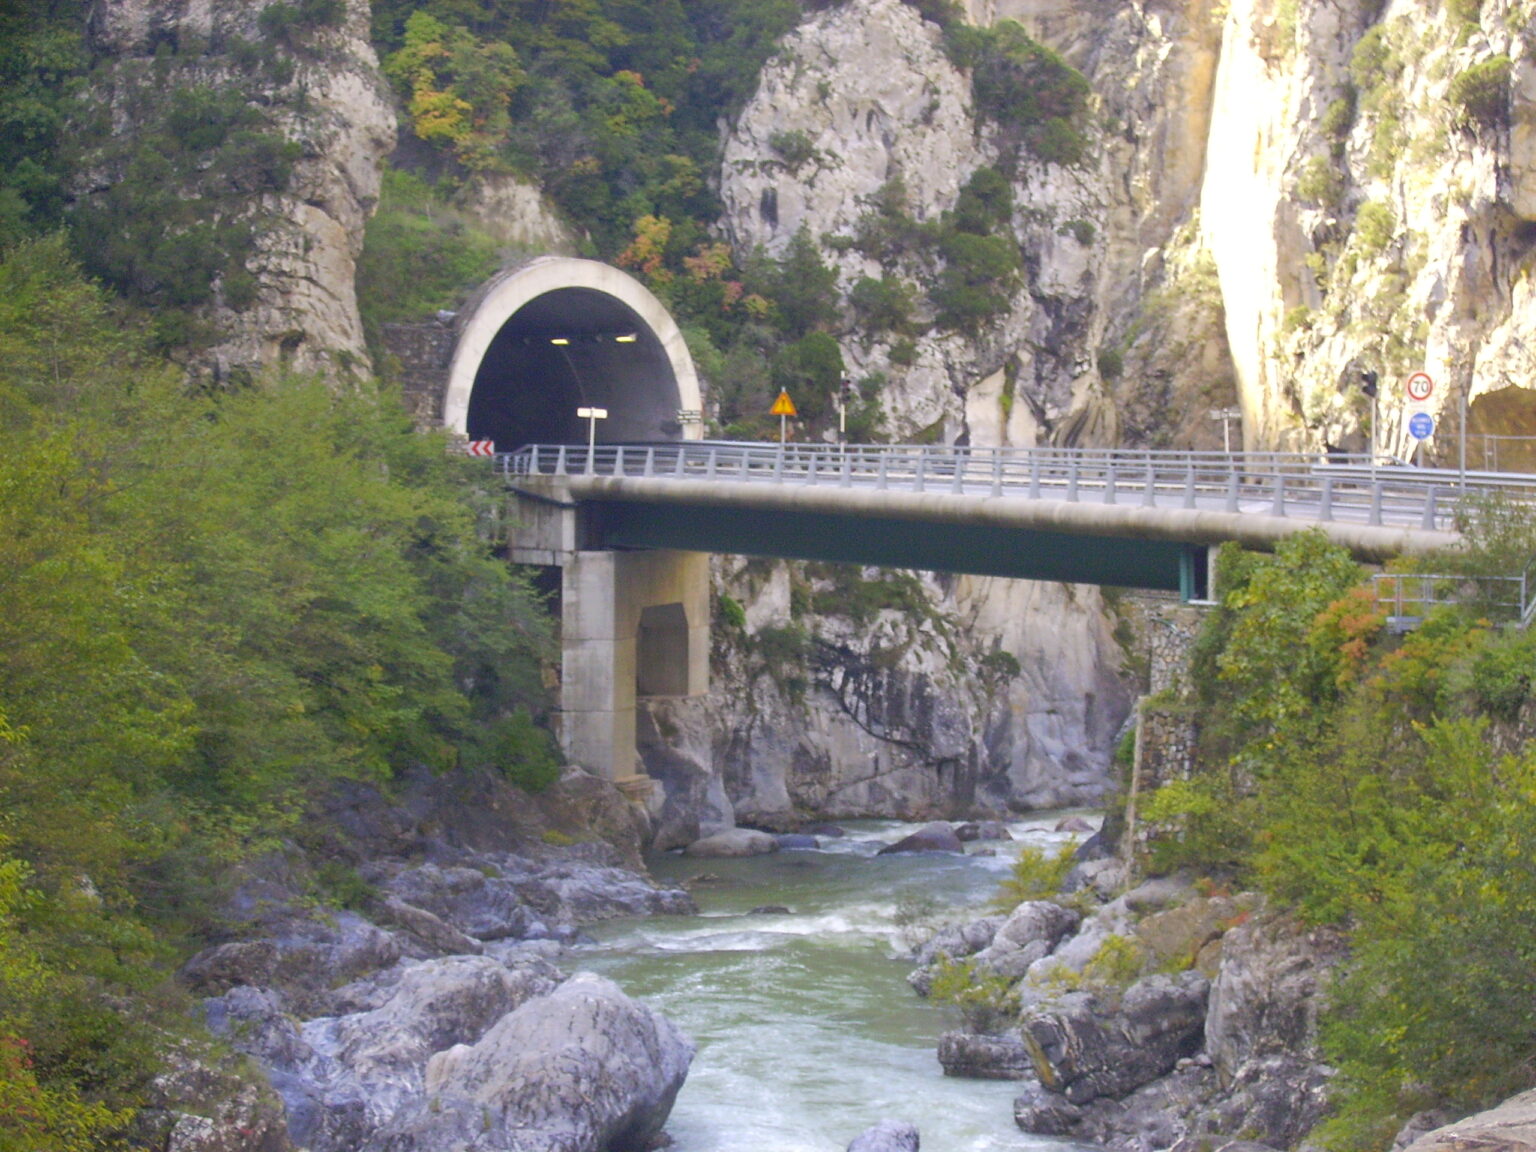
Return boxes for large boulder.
[971,901,1082,981]
[1399,1090,1536,1152]
[847,1120,921,1151]
[386,972,692,1152]
[937,1031,1033,1080]
[1205,910,1345,1084]
[1021,971,1211,1104]
[877,823,963,855]
[683,828,780,857]
[1013,1081,1084,1136]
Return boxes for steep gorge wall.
[1199,0,1536,456]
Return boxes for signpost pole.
[576,406,608,474]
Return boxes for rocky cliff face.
[84,0,394,381]
[1199,0,1536,456]
[641,560,1132,841]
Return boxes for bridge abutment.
[508,482,708,789]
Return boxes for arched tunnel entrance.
[444,258,709,790]
[443,257,703,450]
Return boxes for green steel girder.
[585,500,1194,592]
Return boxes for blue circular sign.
[1408,411,1435,440]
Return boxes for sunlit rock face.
[86,0,395,381]
[1200,0,1536,456]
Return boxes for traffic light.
[1359,370,1378,398]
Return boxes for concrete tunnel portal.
[442,258,709,787]
[442,257,703,451]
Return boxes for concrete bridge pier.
[559,547,709,796]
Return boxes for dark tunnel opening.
[465,287,682,450]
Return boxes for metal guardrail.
[1371,567,1536,630]
[495,442,1536,534]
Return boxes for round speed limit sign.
[1405,372,1434,403]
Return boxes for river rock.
[972,901,1082,981]
[847,1120,921,1152]
[937,1031,1033,1080]
[954,821,1013,842]
[374,862,550,942]
[398,972,693,1152]
[1021,970,1211,1105]
[909,916,1005,994]
[805,824,847,837]
[182,909,404,1016]
[1398,1091,1536,1152]
[1205,910,1345,1083]
[877,823,962,855]
[684,828,781,857]
[1135,895,1245,977]
[1013,1081,1084,1136]
[1123,874,1199,913]
[1055,817,1096,834]
[777,833,821,849]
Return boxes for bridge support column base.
[559,549,709,784]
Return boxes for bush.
[928,956,1018,1033]
[992,843,1076,910]
[948,21,1092,166]
[1449,56,1511,130]
[1354,200,1396,257]
[849,275,916,334]
[768,129,818,171]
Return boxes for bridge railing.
[501,442,1536,534]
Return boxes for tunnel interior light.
[614,332,638,343]
[549,337,571,346]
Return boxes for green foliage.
[1096,347,1124,381]
[69,81,299,348]
[0,2,87,247]
[992,843,1076,911]
[383,11,526,171]
[1162,502,1536,1142]
[932,231,1021,331]
[1449,56,1511,130]
[928,956,1019,1033]
[718,594,748,630]
[946,21,1092,166]
[848,275,917,334]
[1061,218,1095,245]
[355,169,505,341]
[0,240,558,1130]
[1297,157,1343,207]
[1445,0,1483,25]
[1354,200,1396,257]
[1321,90,1358,140]
[768,129,819,172]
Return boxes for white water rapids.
[576,815,1100,1152]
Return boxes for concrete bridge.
[421,256,1503,792]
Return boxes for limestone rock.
[937,1031,1034,1080]
[878,822,964,855]
[848,1119,922,1151]
[1205,911,1345,1082]
[1013,1081,1084,1136]
[1399,1093,1536,1152]
[407,972,693,1152]
[683,828,781,857]
[86,0,395,381]
[971,901,1082,981]
[1021,971,1210,1104]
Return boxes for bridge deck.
[499,443,1536,590]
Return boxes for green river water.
[576,815,1099,1152]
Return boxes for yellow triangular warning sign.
[770,389,797,417]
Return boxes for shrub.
[1354,200,1396,256]
[849,275,916,334]
[1096,346,1124,380]
[768,129,818,171]
[992,843,1076,910]
[1449,56,1511,130]
[928,956,1018,1033]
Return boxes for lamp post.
[576,406,607,473]
[1359,370,1379,482]
[1208,407,1242,453]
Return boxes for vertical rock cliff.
[82,0,394,381]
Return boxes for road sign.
[466,440,495,456]
[1408,411,1435,440]
[770,390,797,417]
[576,406,608,420]
[1405,372,1434,403]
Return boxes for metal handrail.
[1372,571,1535,629]
[496,441,1536,535]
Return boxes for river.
[577,815,1098,1152]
